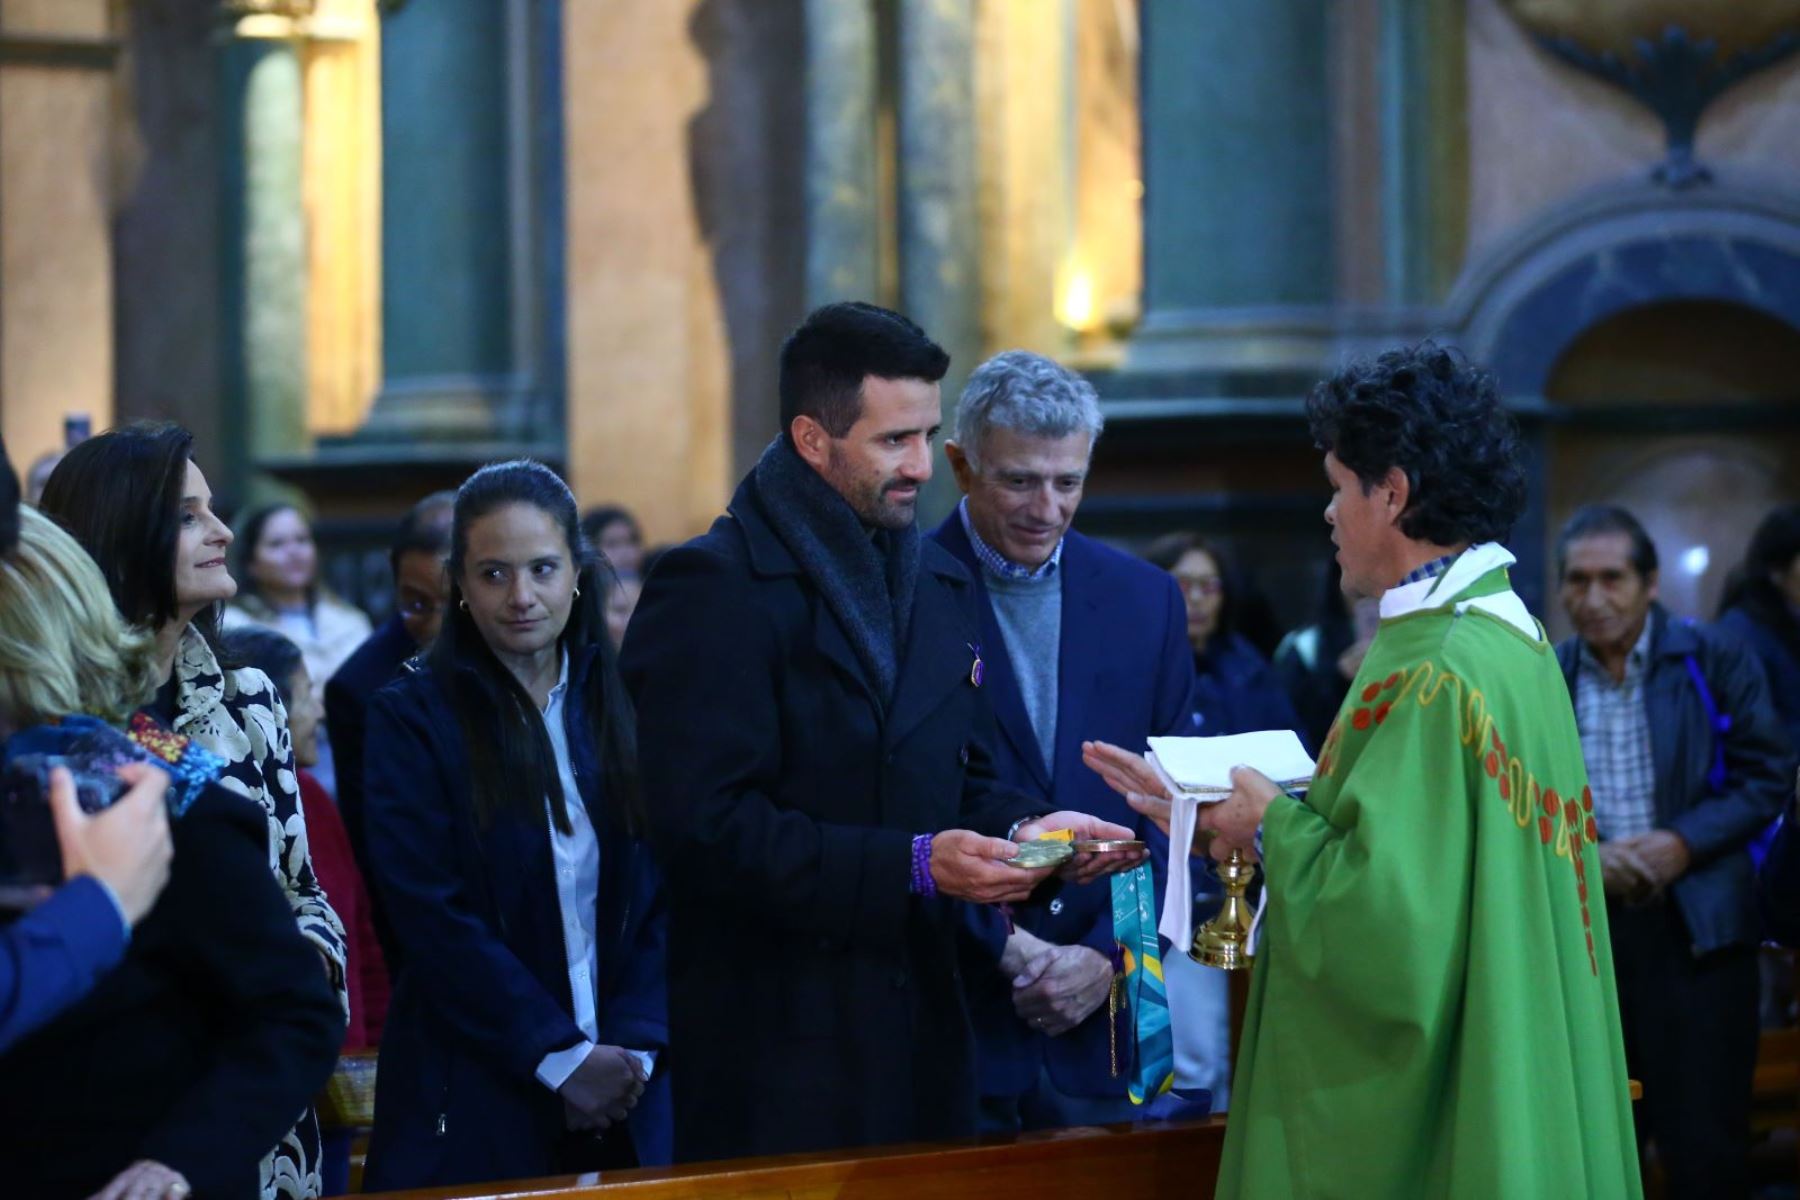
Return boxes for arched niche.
[1437,180,1800,622]
[1535,299,1800,639]
[1453,179,1800,398]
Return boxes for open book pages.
[1146,730,1315,796]
[1148,731,1314,951]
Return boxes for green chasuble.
[1218,554,1641,1199]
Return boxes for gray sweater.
[984,566,1063,777]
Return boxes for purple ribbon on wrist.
[910,833,937,898]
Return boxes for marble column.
[1378,0,1467,305]
[220,35,308,494]
[897,0,980,523]
[804,0,879,308]
[1128,0,1334,372]
[349,0,560,453]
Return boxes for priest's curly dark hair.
[1306,342,1527,547]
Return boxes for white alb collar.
[1378,542,1539,638]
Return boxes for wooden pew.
[340,1117,1227,1200]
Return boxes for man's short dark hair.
[778,302,950,437]
[391,490,455,575]
[1556,504,1659,580]
[1307,341,1527,547]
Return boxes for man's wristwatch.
[1006,814,1044,842]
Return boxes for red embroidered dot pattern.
[1320,664,1602,976]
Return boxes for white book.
[1147,730,1315,795]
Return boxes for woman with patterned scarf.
[40,423,349,1199]
[0,506,343,1198]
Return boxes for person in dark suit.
[0,506,343,1200]
[361,461,669,1190]
[930,350,1199,1130]
[1555,505,1795,1198]
[620,303,1141,1163]
[325,489,453,953]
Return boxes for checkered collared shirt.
[957,498,1063,582]
[1399,553,1459,588]
[1574,622,1659,841]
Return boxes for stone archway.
[1452,178,1800,396]
[1443,180,1800,632]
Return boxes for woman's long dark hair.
[1718,503,1800,655]
[431,460,643,837]
[37,421,233,664]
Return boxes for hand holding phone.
[50,763,173,926]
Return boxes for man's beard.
[859,479,919,531]
[824,451,917,531]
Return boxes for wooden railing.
[339,1117,1227,1200]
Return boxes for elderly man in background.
[1556,504,1794,1199]
[931,350,1205,1129]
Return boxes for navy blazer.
[360,646,671,1189]
[931,515,1197,1099]
[1556,605,1796,954]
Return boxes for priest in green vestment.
[1087,343,1641,1199]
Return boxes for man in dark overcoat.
[620,302,1138,1163]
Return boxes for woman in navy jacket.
[361,461,670,1189]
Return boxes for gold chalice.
[1191,847,1256,970]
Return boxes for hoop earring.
[573,585,582,599]
[459,599,468,612]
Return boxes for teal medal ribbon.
[1111,861,1175,1104]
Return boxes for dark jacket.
[360,647,671,1189]
[1191,632,1308,749]
[931,516,1195,1100]
[1759,794,1800,947]
[0,876,127,1054]
[1272,621,1357,752]
[1556,605,1796,954]
[325,611,416,964]
[0,786,345,1199]
[619,473,1038,1163]
[1717,604,1800,759]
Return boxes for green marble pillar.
[235,40,308,468]
[1379,0,1467,305]
[897,0,979,524]
[805,0,880,307]
[1129,1,1333,372]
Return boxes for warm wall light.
[1057,265,1099,333]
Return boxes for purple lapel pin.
[968,642,985,688]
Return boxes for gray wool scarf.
[750,435,919,704]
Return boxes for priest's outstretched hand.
[1081,741,1279,860]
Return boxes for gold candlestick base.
[1190,848,1256,970]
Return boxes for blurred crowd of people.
[1,303,1796,1199]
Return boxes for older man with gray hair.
[931,349,1204,1131]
